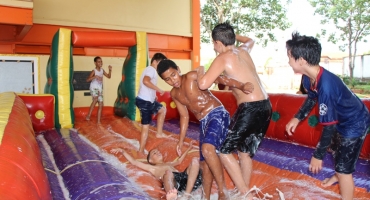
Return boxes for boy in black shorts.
[197,22,271,198]
[110,141,201,199]
[285,32,370,200]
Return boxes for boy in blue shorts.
[285,32,370,200]
[136,53,169,154]
[157,59,253,199]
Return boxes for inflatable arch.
[44,28,149,128]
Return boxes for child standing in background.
[86,56,112,124]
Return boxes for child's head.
[147,148,163,165]
[150,53,167,67]
[94,56,102,67]
[212,22,236,48]
[286,32,322,66]
[157,59,182,88]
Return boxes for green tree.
[309,0,370,79]
[201,0,291,47]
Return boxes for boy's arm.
[215,75,254,94]
[143,76,164,95]
[294,97,317,121]
[110,148,154,173]
[309,124,336,174]
[171,94,189,156]
[313,125,336,160]
[197,61,225,90]
[103,65,112,78]
[170,141,194,166]
[286,97,317,135]
[236,34,255,53]
[86,70,95,82]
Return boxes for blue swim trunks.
[199,106,230,161]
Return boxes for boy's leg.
[155,106,169,138]
[202,143,228,199]
[163,171,178,200]
[97,101,103,124]
[200,160,213,200]
[337,173,354,200]
[219,153,249,194]
[135,98,152,153]
[238,152,253,190]
[86,97,98,120]
[220,100,271,197]
[332,133,365,200]
[163,170,177,193]
[139,124,149,153]
[184,157,200,194]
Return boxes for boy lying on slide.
[110,141,201,200]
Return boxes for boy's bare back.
[170,71,222,120]
[215,46,268,105]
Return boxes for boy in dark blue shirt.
[285,32,370,200]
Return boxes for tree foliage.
[309,0,370,78]
[201,0,291,47]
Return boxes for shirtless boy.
[157,59,253,199]
[110,141,201,200]
[197,22,272,197]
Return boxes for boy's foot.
[156,133,172,138]
[166,188,178,200]
[321,175,338,187]
[85,116,90,121]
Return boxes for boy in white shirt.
[86,56,112,124]
[136,53,170,154]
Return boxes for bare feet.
[218,190,229,200]
[166,188,178,200]
[321,175,338,187]
[85,116,90,121]
[156,133,172,138]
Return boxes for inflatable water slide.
[1,28,370,199]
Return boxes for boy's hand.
[177,141,183,156]
[309,157,323,174]
[95,76,102,81]
[108,65,112,71]
[242,82,254,94]
[286,118,299,136]
[159,89,165,96]
[188,140,195,149]
[110,148,124,154]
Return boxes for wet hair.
[147,149,155,165]
[212,22,236,46]
[94,56,101,62]
[150,53,167,65]
[157,59,178,78]
[286,32,322,66]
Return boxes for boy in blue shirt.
[285,32,370,200]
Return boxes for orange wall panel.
[0,6,32,25]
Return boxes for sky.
[200,0,369,67]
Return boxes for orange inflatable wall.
[0,92,52,200]
[156,91,370,159]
